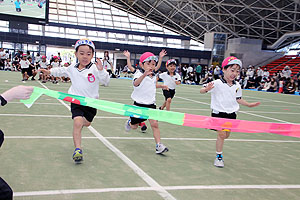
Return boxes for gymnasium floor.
[1,71,300,200]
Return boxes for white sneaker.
[156,143,169,154]
[125,119,131,132]
[214,158,224,168]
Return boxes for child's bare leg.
[216,130,230,152]
[73,116,90,149]
[165,98,172,111]
[160,101,166,110]
[130,122,138,130]
[148,119,160,144]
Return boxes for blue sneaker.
[125,119,131,131]
[73,148,83,163]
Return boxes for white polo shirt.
[50,62,110,99]
[51,61,60,68]
[205,78,242,113]
[39,60,48,69]
[20,59,30,69]
[159,72,181,90]
[131,70,156,105]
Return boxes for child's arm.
[156,84,169,90]
[133,70,152,87]
[123,50,136,73]
[96,58,110,86]
[237,98,260,107]
[200,82,214,93]
[155,49,167,72]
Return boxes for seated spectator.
[267,77,278,92]
[257,79,265,91]
[246,76,256,89]
[284,78,296,94]
[262,68,269,79]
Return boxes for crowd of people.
[1,47,299,94]
[159,63,300,95]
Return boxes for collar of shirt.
[220,76,236,85]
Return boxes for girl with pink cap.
[124,51,169,154]
[200,56,260,168]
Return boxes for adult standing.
[195,64,202,84]
[103,50,114,77]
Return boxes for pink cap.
[222,56,242,68]
[41,55,46,59]
[139,52,158,63]
[22,54,27,56]
[166,59,176,66]
[53,56,58,59]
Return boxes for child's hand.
[143,69,153,76]
[162,85,169,90]
[205,82,214,91]
[159,49,167,58]
[123,50,130,58]
[95,58,103,70]
[248,102,260,107]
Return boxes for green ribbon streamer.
[21,87,184,125]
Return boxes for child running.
[200,56,260,168]
[39,39,110,163]
[123,49,166,132]
[158,59,181,111]
[124,51,169,154]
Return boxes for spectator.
[181,64,188,83]
[278,77,285,93]
[262,68,269,79]
[282,66,292,78]
[195,64,202,84]
[213,66,221,80]
[267,77,278,92]
[0,48,5,70]
[256,66,263,83]
[284,78,296,94]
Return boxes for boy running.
[200,56,260,168]
[39,39,110,163]
[124,51,169,154]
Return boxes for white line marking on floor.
[14,184,300,197]
[5,136,300,143]
[38,82,177,200]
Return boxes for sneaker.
[139,122,147,133]
[156,143,169,154]
[125,119,131,132]
[214,155,224,168]
[73,148,83,163]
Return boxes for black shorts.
[211,112,237,119]
[163,89,175,100]
[130,101,156,125]
[71,103,97,122]
[211,111,237,132]
[21,68,28,74]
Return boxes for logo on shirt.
[87,73,95,83]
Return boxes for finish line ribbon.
[20,87,300,138]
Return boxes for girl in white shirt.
[158,59,181,111]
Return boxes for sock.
[216,152,223,160]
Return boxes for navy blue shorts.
[163,89,175,100]
[130,101,156,125]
